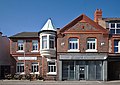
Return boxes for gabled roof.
[40,18,56,31]
[9,32,39,38]
[60,14,108,33]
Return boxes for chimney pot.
[94,9,102,23]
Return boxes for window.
[42,36,47,49]
[31,63,39,72]
[109,23,120,34]
[49,36,55,49]
[17,63,24,73]
[48,62,56,73]
[87,38,96,50]
[114,40,119,53]
[111,23,115,28]
[117,23,120,28]
[18,40,24,51]
[32,40,38,51]
[69,38,78,50]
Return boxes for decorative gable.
[67,22,98,32]
[60,14,108,34]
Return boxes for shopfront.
[58,53,108,81]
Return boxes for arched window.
[69,38,78,50]
[87,38,97,50]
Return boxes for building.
[9,19,57,80]
[57,13,108,81]
[97,9,120,80]
[9,9,120,81]
[0,32,14,79]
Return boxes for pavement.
[0,80,120,85]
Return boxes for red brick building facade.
[8,9,120,81]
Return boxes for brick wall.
[10,38,40,55]
[57,33,108,53]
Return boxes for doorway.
[0,65,10,79]
[79,66,85,80]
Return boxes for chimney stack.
[94,9,102,23]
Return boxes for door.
[79,66,85,80]
[0,65,10,79]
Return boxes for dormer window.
[109,23,120,34]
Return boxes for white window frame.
[49,36,55,49]
[68,38,79,52]
[109,23,120,34]
[17,40,24,52]
[31,62,39,74]
[41,34,55,50]
[86,38,97,52]
[16,62,24,74]
[114,40,120,53]
[31,40,39,52]
[42,36,47,49]
[47,59,56,75]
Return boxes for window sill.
[86,49,97,52]
[41,48,56,51]
[16,50,24,53]
[67,49,80,52]
[47,72,57,75]
[30,72,39,74]
[16,72,25,75]
[31,50,39,53]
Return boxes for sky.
[0,0,120,37]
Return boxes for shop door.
[79,66,85,80]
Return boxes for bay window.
[49,36,55,49]
[42,36,47,49]
[41,35,55,49]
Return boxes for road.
[0,80,120,85]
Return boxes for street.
[0,80,120,85]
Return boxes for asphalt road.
[0,80,120,85]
